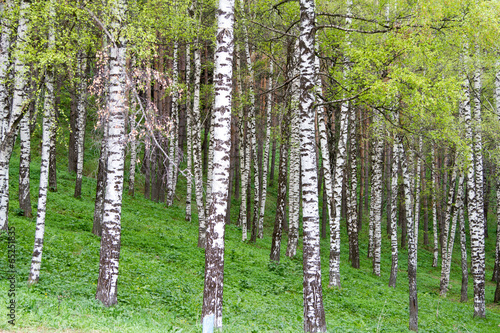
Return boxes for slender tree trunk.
[185,43,192,221]
[401,142,418,332]
[432,148,439,267]
[473,67,486,241]
[347,106,359,269]
[370,114,384,276]
[193,39,206,248]
[166,42,179,207]
[459,201,468,303]
[48,107,58,192]
[201,0,234,328]
[461,61,486,317]
[270,114,289,263]
[258,61,273,238]
[286,43,300,258]
[95,2,127,306]
[493,62,500,301]
[74,50,88,198]
[389,123,400,288]
[0,0,30,230]
[27,1,53,285]
[18,108,31,217]
[298,1,327,330]
[441,172,464,296]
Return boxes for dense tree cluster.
[1,0,500,332]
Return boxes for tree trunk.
[389,125,400,288]
[74,50,88,198]
[401,142,418,332]
[432,148,439,267]
[95,4,127,306]
[201,0,234,328]
[347,106,359,269]
[270,113,289,263]
[298,1,327,330]
[166,42,179,207]
[27,1,53,285]
[0,0,30,231]
[370,114,384,277]
[185,43,192,221]
[18,109,31,217]
[258,61,273,238]
[193,39,206,248]
[286,42,300,258]
[461,62,486,318]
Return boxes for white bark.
[370,115,384,277]
[185,43,192,221]
[298,0,327,331]
[201,0,235,327]
[389,114,400,288]
[258,61,273,238]
[193,41,206,248]
[128,105,137,196]
[28,0,53,285]
[166,42,179,206]
[74,50,88,198]
[432,148,439,267]
[401,142,418,332]
[95,0,127,306]
[0,0,29,230]
[286,42,300,257]
[236,44,249,239]
[461,62,486,317]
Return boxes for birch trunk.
[432,148,439,267]
[95,0,127,305]
[370,115,384,277]
[185,43,192,221]
[166,42,179,207]
[461,64,486,317]
[473,67,486,241]
[18,110,31,217]
[239,0,259,243]
[0,0,29,230]
[459,200,468,302]
[440,172,464,296]
[347,105,359,268]
[270,112,289,263]
[27,0,53,285]
[258,61,273,238]
[236,44,249,239]
[201,0,234,327]
[193,40,206,248]
[298,0,327,331]
[389,123,400,288]
[127,106,137,196]
[286,43,300,258]
[27,68,55,285]
[401,142,418,332]
[74,50,88,198]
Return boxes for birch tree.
[461,60,486,318]
[0,0,30,230]
[298,0,326,330]
[95,0,128,306]
[27,0,54,285]
[201,0,234,328]
[74,50,88,198]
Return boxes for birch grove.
[1,0,500,331]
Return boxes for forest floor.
[1,150,500,332]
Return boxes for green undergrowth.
[0,152,500,333]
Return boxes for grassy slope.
[0,147,500,333]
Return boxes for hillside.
[1,149,500,332]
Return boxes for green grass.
[1,149,500,333]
